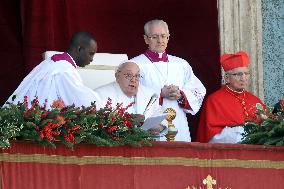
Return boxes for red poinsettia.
[51,99,65,109]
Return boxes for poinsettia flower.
[51,99,65,109]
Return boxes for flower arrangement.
[0,96,152,149]
[242,100,284,146]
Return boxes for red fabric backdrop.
[0,0,220,140]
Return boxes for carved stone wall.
[262,0,284,104]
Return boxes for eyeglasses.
[146,34,170,40]
[123,73,142,81]
[227,72,250,79]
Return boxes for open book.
[141,112,169,131]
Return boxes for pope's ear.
[115,72,120,82]
[115,70,120,78]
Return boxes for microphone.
[143,93,158,115]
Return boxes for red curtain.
[0,1,25,105]
[0,0,220,140]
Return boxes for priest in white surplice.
[95,61,166,137]
[130,19,206,142]
[4,32,101,109]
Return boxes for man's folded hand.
[162,85,181,100]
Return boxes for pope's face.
[225,67,250,92]
[144,23,170,53]
[116,62,140,97]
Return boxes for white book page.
[141,113,169,130]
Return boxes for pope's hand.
[133,114,145,126]
[148,124,164,135]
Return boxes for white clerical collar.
[226,85,244,94]
[158,52,164,58]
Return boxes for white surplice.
[95,82,161,119]
[131,54,206,142]
[4,56,101,109]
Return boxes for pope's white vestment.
[95,82,160,120]
[131,54,206,142]
[5,54,101,109]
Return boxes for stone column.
[218,0,264,100]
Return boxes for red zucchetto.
[220,51,249,71]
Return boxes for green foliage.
[0,103,24,148]
[242,100,284,146]
[0,97,153,149]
